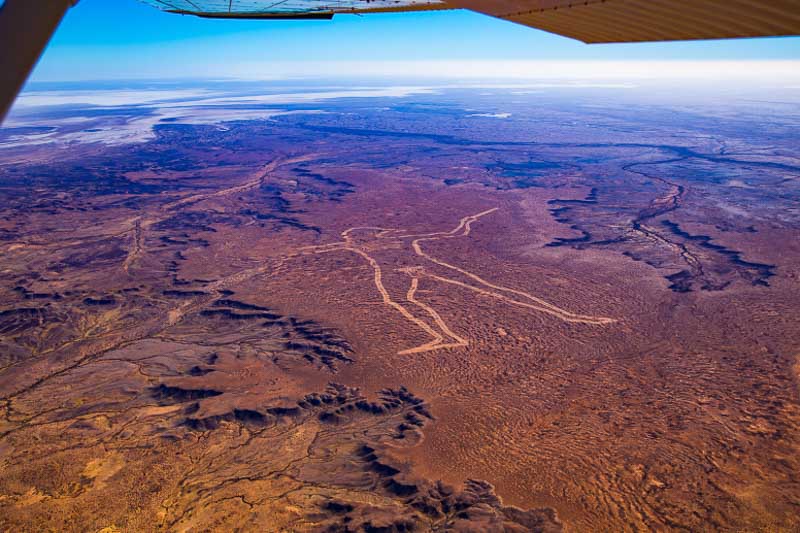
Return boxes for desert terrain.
[1,82,799,531]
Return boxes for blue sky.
[30,0,800,81]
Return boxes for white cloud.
[467,112,511,118]
[205,60,800,83]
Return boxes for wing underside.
[489,0,800,43]
[140,0,800,42]
[139,0,454,18]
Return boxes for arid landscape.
[1,81,799,531]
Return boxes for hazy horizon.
[25,0,800,84]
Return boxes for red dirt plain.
[1,87,800,531]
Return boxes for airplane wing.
[140,0,800,42]
[478,0,800,43]
[138,0,456,19]
[2,0,800,123]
